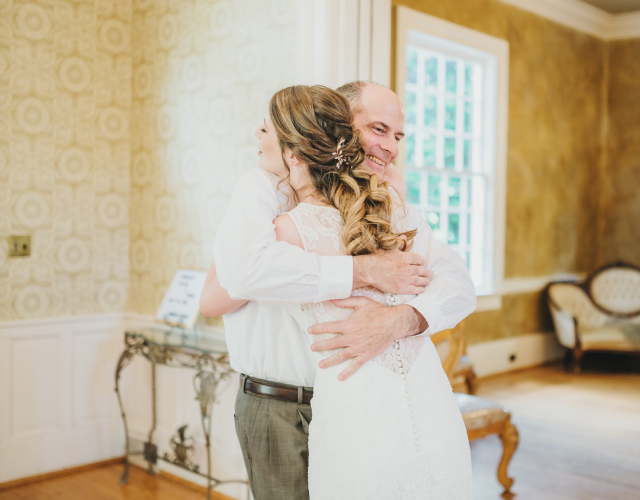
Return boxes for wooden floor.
[471,356,640,500]
[0,464,233,500]
[1,358,638,500]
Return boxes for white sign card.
[156,269,208,329]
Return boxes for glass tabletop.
[125,325,228,355]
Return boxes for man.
[206,82,476,500]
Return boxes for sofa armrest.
[549,302,578,348]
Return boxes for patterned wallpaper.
[128,0,297,314]
[0,0,298,321]
[0,0,132,320]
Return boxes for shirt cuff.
[316,256,353,302]
[406,296,444,336]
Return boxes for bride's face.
[255,115,288,177]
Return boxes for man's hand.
[353,248,430,294]
[308,297,428,381]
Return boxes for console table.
[114,327,249,499]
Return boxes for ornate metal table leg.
[146,358,158,474]
[194,370,229,500]
[114,345,137,485]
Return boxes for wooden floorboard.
[471,359,640,500]
[0,464,234,500]
[0,358,638,499]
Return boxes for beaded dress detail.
[285,188,472,500]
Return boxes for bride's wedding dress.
[286,190,473,500]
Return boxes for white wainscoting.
[0,312,248,499]
[467,332,565,378]
[0,313,126,484]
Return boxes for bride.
[209,85,472,499]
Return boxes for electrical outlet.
[8,235,31,257]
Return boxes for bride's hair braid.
[269,85,415,256]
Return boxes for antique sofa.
[546,261,640,373]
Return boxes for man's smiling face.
[352,84,405,177]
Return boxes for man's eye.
[374,127,384,134]
[261,128,267,133]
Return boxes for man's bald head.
[336,81,405,177]
[337,81,389,111]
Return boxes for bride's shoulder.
[274,213,304,249]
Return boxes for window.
[396,8,509,301]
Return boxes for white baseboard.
[467,332,565,378]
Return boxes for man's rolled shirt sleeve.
[213,169,353,305]
[405,205,477,335]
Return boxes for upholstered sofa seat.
[580,324,640,351]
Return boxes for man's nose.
[254,127,261,140]
[382,135,399,159]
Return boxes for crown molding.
[607,10,640,40]
[498,0,640,40]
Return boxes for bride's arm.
[199,260,247,317]
[274,214,304,249]
[200,213,304,317]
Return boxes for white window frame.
[396,7,509,311]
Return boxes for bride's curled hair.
[269,85,415,256]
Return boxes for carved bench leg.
[497,421,519,495]
[466,369,478,395]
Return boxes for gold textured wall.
[0,0,131,320]
[128,0,297,315]
[600,39,640,267]
[392,0,607,342]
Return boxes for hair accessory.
[332,138,348,170]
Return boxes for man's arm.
[213,169,353,304]
[199,260,247,317]
[401,204,477,334]
[213,169,429,305]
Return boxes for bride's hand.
[307,297,428,381]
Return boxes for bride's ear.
[284,147,302,168]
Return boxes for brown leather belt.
[241,374,313,405]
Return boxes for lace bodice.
[288,192,473,500]
[286,189,427,378]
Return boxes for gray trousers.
[234,377,313,500]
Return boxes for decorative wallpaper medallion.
[0,0,132,320]
[128,0,298,315]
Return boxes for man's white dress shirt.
[213,168,476,387]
